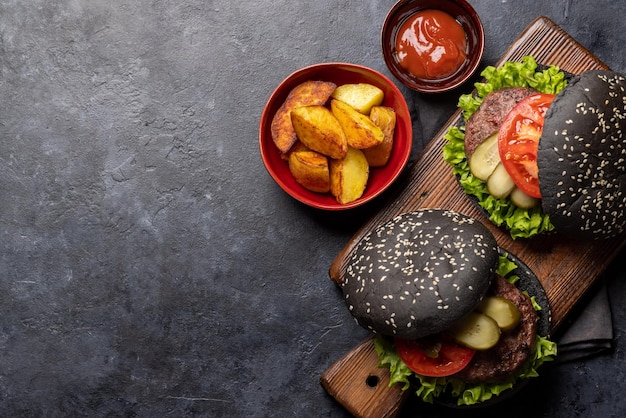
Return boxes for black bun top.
[341,209,498,339]
[538,70,626,239]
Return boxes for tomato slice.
[394,335,475,377]
[498,93,556,198]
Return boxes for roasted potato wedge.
[362,106,396,167]
[290,105,348,159]
[288,150,330,193]
[330,147,369,204]
[271,80,336,153]
[331,83,384,114]
[330,99,384,149]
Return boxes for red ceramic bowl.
[259,63,412,210]
[382,0,485,93]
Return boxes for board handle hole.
[366,374,380,388]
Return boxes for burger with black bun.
[341,209,557,406]
[443,56,626,239]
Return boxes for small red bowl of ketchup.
[382,0,484,93]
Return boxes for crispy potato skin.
[330,99,384,149]
[331,83,384,114]
[330,147,369,204]
[270,80,336,153]
[290,105,348,159]
[363,106,396,167]
[280,140,309,161]
[288,150,330,193]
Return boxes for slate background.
[1,1,625,417]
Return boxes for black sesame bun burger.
[538,70,626,239]
[443,56,626,239]
[341,209,557,406]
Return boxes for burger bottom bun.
[539,70,626,239]
[342,209,499,339]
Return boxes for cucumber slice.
[510,187,540,209]
[447,312,501,350]
[487,163,516,199]
[476,296,521,331]
[468,132,500,181]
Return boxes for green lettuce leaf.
[375,333,556,406]
[496,253,519,279]
[443,56,568,239]
[374,254,558,406]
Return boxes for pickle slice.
[487,162,516,199]
[447,312,501,350]
[510,187,540,209]
[476,296,521,331]
[468,132,500,181]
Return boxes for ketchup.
[395,9,467,80]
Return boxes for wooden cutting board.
[322,16,626,418]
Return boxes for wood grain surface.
[320,336,409,418]
[329,16,622,334]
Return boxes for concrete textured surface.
[1,1,625,417]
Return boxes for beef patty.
[463,87,537,157]
[453,275,538,384]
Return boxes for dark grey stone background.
[1,1,625,417]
